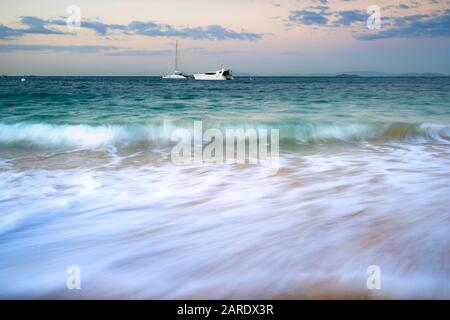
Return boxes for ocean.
[0,76,449,298]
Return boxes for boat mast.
[174,40,178,71]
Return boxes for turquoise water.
[1,77,450,145]
[0,77,449,298]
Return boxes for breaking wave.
[0,121,449,149]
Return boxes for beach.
[0,76,449,299]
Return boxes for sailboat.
[162,40,188,79]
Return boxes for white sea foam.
[0,144,449,299]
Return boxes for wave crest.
[290,122,450,144]
[0,121,448,149]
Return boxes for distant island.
[335,74,362,78]
[298,71,449,77]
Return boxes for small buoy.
[21,78,26,82]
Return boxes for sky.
[0,0,449,75]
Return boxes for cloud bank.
[0,16,263,41]
[288,5,450,40]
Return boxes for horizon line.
[3,73,450,77]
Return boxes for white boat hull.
[193,75,232,80]
[162,74,187,79]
